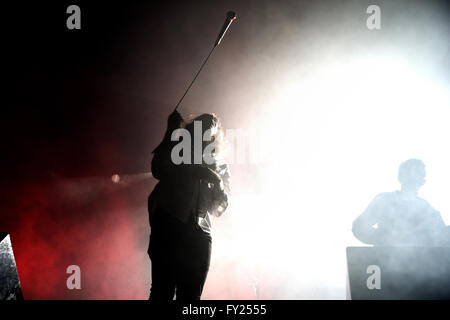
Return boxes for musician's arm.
[210,164,230,217]
[352,194,384,245]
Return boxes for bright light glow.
[213,54,450,299]
[111,174,121,184]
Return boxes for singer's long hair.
[184,113,227,164]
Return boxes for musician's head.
[185,113,224,160]
[398,159,426,193]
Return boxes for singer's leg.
[176,226,212,300]
[148,215,176,300]
[149,256,176,300]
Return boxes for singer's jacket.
[148,115,230,234]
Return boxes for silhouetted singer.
[147,110,230,300]
[353,159,450,246]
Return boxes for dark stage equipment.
[0,233,24,300]
[347,246,450,300]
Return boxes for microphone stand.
[174,11,236,112]
[174,44,217,112]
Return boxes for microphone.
[214,11,237,47]
[173,11,237,112]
